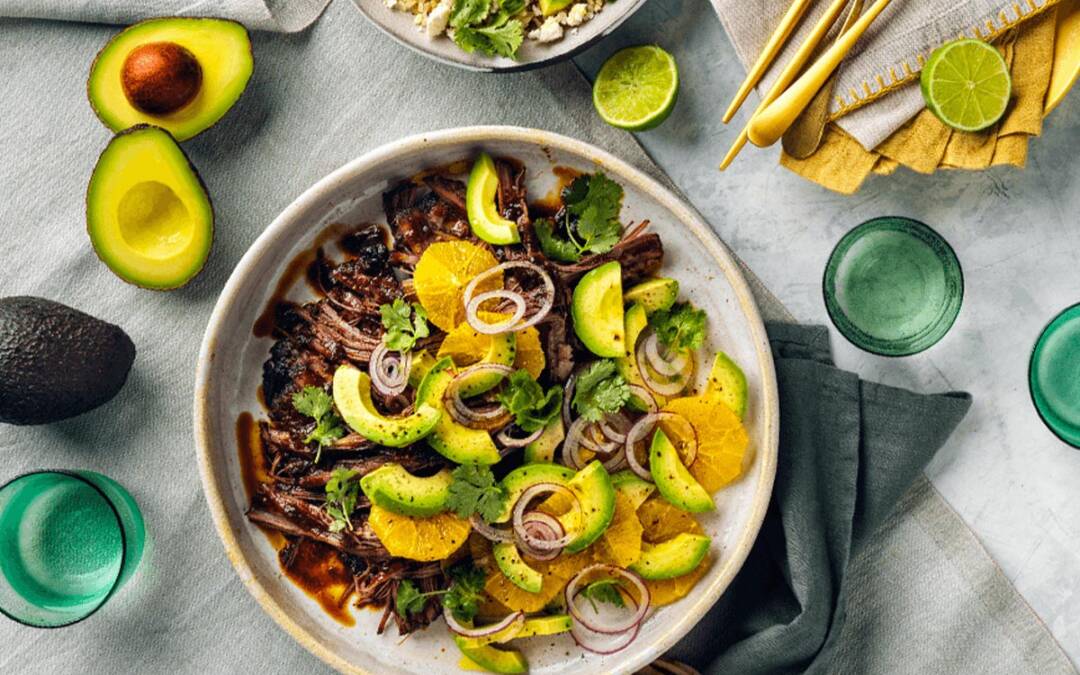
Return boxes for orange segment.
[594,490,644,568]
[512,326,545,378]
[662,395,751,492]
[413,241,501,331]
[636,497,711,606]
[367,505,471,562]
[484,550,592,613]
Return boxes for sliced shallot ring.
[565,564,650,635]
[369,343,411,397]
[444,364,514,428]
[570,617,641,655]
[465,290,527,335]
[496,426,545,448]
[627,384,658,414]
[643,332,690,376]
[462,261,556,334]
[624,412,698,480]
[511,483,577,551]
[470,515,514,543]
[444,609,525,638]
[599,412,630,444]
[636,340,691,396]
[517,511,564,561]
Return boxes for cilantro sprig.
[649,302,707,352]
[324,468,360,533]
[451,0,525,59]
[446,464,509,523]
[580,579,626,613]
[536,173,625,263]
[292,386,346,463]
[495,370,564,433]
[572,360,630,422]
[379,298,430,352]
[395,563,487,623]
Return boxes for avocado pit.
[121,41,202,115]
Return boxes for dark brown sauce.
[532,165,584,217]
[281,540,356,626]
[236,412,286,548]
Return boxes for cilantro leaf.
[564,173,624,255]
[572,360,630,422]
[580,579,626,613]
[292,386,345,463]
[649,302,707,352]
[396,579,449,617]
[450,0,489,28]
[324,468,359,533]
[535,218,582,263]
[380,298,430,352]
[446,464,509,523]
[496,370,564,433]
[454,19,524,59]
[441,563,487,622]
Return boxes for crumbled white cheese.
[531,16,564,42]
[565,4,588,26]
[426,1,451,37]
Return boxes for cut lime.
[920,39,1011,132]
[593,45,679,131]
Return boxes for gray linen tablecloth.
[0,1,1074,672]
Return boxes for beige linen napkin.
[0,0,330,31]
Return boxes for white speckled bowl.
[349,0,649,71]
[194,127,778,674]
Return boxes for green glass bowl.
[0,470,145,628]
[823,217,964,356]
[1029,303,1080,448]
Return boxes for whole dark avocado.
[0,297,136,425]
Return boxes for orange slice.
[413,241,500,332]
[594,490,644,568]
[662,395,751,492]
[636,497,711,606]
[512,326,545,378]
[367,505,471,562]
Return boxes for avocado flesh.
[333,365,441,448]
[518,615,572,637]
[359,464,453,517]
[522,418,565,464]
[466,153,520,245]
[539,0,574,15]
[416,358,501,465]
[454,637,528,674]
[572,261,625,358]
[87,125,213,290]
[493,541,543,592]
[564,460,616,553]
[88,17,253,141]
[629,532,711,580]
[439,330,516,397]
[494,462,575,523]
[650,429,714,513]
[704,351,748,418]
[0,297,135,425]
[624,277,679,314]
[616,302,667,410]
[610,470,656,510]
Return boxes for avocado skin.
[0,297,135,425]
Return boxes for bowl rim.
[347,0,651,73]
[193,125,779,674]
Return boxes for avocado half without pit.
[87,125,213,290]
[88,17,253,141]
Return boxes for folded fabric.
[0,0,330,32]
[710,0,1060,148]
[782,7,1060,194]
[667,323,974,673]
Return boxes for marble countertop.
[577,0,1080,663]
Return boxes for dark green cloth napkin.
[668,323,973,674]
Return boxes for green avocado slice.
[703,351,748,419]
[493,541,543,593]
[359,464,452,517]
[494,462,575,523]
[416,358,501,465]
[572,261,625,358]
[650,429,714,513]
[522,418,565,464]
[333,365,440,448]
[86,125,213,290]
[624,277,679,314]
[629,532,711,580]
[466,153,520,245]
[564,460,616,553]
[454,637,528,674]
[610,470,656,510]
[615,302,667,410]
[87,17,253,141]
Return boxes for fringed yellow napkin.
[782,8,1063,194]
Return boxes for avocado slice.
[564,460,616,553]
[439,330,516,397]
[86,125,213,290]
[629,532,711,580]
[518,614,572,638]
[416,358,501,465]
[333,365,441,448]
[0,297,135,425]
[624,277,679,314]
[88,17,253,141]
[610,470,656,510]
[493,542,543,593]
[572,261,625,358]
[454,637,528,674]
[703,351,748,419]
[466,153,520,245]
[650,429,714,513]
[522,418,565,464]
[359,464,452,517]
[494,462,575,523]
[615,302,667,411]
[539,0,574,16]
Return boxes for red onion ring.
[624,412,698,480]
[643,333,690,376]
[511,483,578,552]
[570,617,642,655]
[469,515,514,543]
[627,384,659,413]
[369,343,412,397]
[565,564,650,635]
[516,511,564,561]
[465,290,527,335]
[462,261,555,334]
[444,609,525,639]
[495,426,545,448]
[599,412,631,444]
[444,364,514,429]
[636,339,692,396]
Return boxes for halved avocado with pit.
[88,17,253,141]
[86,125,213,290]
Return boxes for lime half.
[593,46,679,131]
[921,39,1011,132]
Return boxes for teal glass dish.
[823,217,964,356]
[1029,303,1080,448]
[0,470,145,628]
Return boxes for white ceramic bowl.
[349,0,649,72]
[194,126,778,674]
